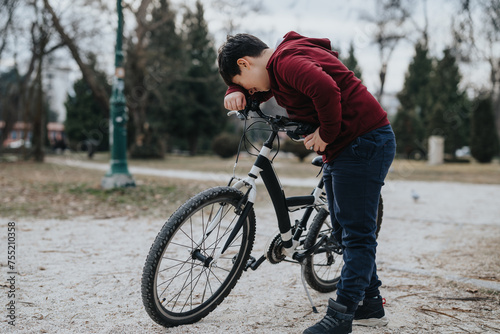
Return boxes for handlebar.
[227,99,317,142]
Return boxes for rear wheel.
[302,209,342,292]
[302,195,383,293]
[141,187,256,327]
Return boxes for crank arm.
[293,234,328,263]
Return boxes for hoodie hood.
[277,31,339,58]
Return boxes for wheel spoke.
[142,188,255,327]
[167,260,205,310]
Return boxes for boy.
[218,31,396,334]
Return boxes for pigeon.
[411,189,420,203]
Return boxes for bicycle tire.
[302,195,383,293]
[302,208,341,293]
[141,186,256,327]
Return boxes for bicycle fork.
[191,178,257,268]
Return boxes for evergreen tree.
[130,0,184,158]
[393,41,432,158]
[427,48,469,157]
[392,108,426,159]
[341,42,363,81]
[165,0,225,155]
[470,95,499,163]
[64,54,111,152]
[398,42,433,121]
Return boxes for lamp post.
[101,0,135,189]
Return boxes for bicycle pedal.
[244,255,266,271]
[244,256,256,271]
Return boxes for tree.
[210,0,263,35]
[393,41,432,158]
[340,42,363,81]
[65,54,111,153]
[470,94,499,162]
[362,0,411,103]
[126,0,183,158]
[0,0,65,161]
[393,108,426,159]
[427,49,469,157]
[0,0,18,61]
[0,68,21,152]
[164,1,226,155]
[43,0,111,117]
[452,0,500,138]
[398,41,433,125]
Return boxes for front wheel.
[141,187,256,327]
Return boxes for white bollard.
[428,135,444,165]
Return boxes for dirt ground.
[1,174,499,334]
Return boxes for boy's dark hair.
[218,34,269,86]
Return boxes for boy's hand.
[224,92,246,111]
[304,128,327,153]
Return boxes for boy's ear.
[237,57,250,69]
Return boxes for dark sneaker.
[303,299,353,334]
[353,295,388,327]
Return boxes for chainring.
[266,234,286,264]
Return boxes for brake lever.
[227,98,260,120]
[227,110,247,120]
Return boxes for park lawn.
[1,153,499,219]
[85,151,500,184]
[1,160,218,220]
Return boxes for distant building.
[0,121,32,148]
[0,121,65,149]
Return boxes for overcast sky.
[1,0,487,115]
[194,0,485,97]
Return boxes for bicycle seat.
[311,156,323,167]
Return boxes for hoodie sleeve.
[276,52,341,144]
[225,85,273,103]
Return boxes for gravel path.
[1,178,500,333]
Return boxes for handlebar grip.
[287,123,317,141]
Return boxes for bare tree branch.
[42,0,110,116]
[363,0,411,102]
[0,0,19,59]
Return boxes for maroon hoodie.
[226,31,389,161]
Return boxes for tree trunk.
[377,63,387,104]
[188,135,198,156]
[32,57,45,162]
[494,87,500,141]
[42,0,110,117]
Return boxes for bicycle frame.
[204,123,328,267]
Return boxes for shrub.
[212,133,241,158]
[281,139,312,162]
[130,139,165,159]
[470,95,500,163]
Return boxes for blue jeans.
[323,124,396,311]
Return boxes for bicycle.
[141,99,383,328]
